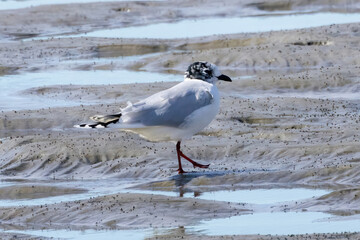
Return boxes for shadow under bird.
[75,61,232,173]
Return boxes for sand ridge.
[1,0,360,239]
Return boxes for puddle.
[4,228,154,240]
[1,69,177,88]
[191,212,360,235]
[37,12,360,40]
[0,179,142,206]
[0,0,161,10]
[4,212,360,238]
[0,69,178,111]
[0,179,357,237]
[0,185,86,200]
[0,177,329,207]
[127,188,329,205]
[189,188,329,204]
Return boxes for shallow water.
[0,179,142,206]
[2,66,357,111]
[192,212,360,235]
[0,177,329,208]
[46,12,360,39]
[0,0,159,10]
[4,228,153,240]
[128,188,329,205]
[0,175,357,238]
[190,188,329,204]
[0,70,177,111]
[4,212,360,238]
[1,180,351,239]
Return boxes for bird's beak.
[217,74,232,82]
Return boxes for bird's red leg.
[177,141,210,170]
[180,151,210,169]
[176,141,186,174]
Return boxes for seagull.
[75,61,232,173]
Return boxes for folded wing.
[121,86,213,128]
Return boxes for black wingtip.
[75,113,121,129]
[75,123,106,128]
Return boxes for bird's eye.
[205,70,211,75]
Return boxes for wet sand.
[1,0,360,239]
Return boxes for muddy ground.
[1,0,360,239]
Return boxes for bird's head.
[185,61,232,84]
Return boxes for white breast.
[178,84,220,137]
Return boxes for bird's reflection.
[169,171,227,197]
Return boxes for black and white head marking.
[185,62,213,81]
[185,61,232,83]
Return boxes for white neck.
[184,77,217,84]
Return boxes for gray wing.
[123,89,213,127]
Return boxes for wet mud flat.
[1,0,360,239]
